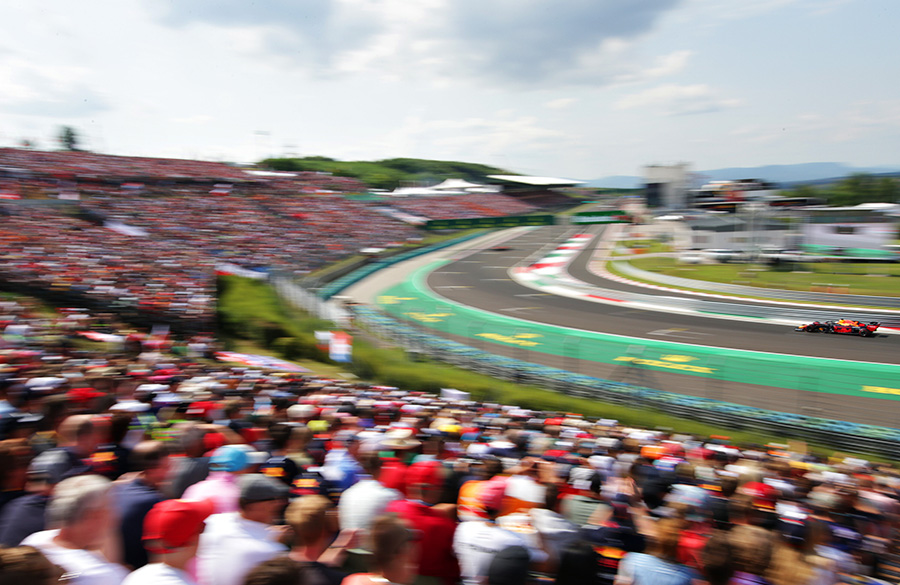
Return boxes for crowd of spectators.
[1,300,898,585]
[0,148,250,181]
[1,148,553,332]
[385,194,538,221]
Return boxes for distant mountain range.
[586,163,900,189]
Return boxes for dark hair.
[242,557,310,585]
[268,423,294,451]
[701,531,735,585]
[728,525,773,575]
[357,451,383,476]
[129,440,169,472]
[556,540,598,585]
[488,545,530,585]
[109,412,132,445]
[0,439,31,487]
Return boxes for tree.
[58,126,82,151]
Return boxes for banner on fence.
[424,214,555,230]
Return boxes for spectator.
[338,450,401,533]
[498,483,578,573]
[259,423,302,488]
[454,477,547,585]
[700,530,736,585]
[560,468,608,527]
[121,498,214,585]
[614,518,698,585]
[51,414,99,480]
[580,501,645,585]
[386,460,460,585]
[0,439,30,515]
[183,444,252,513]
[320,433,363,492]
[195,473,290,585]
[115,440,171,569]
[0,449,67,546]
[727,524,775,585]
[283,494,355,585]
[21,474,129,585]
[766,521,836,585]
[0,545,64,585]
[341,513,418,585]
[487,545,531,585]
[555,540,599,585]
[242,557,312,585]
[167,423,212,499]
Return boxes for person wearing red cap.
[384,460,459,585]
[121,498,215,585]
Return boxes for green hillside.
[259,156,512,190]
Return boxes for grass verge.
[623,256,900,297]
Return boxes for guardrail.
[349,304,900,458]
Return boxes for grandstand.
[485,174,586,210]
[0,148,581,333]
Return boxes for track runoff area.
[370,226,900,428]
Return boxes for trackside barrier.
[314,232,489,300]
[377,268,900,415]
[348,304,900,459]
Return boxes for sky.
[1,0,899,181]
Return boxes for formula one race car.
[795,319,880,337]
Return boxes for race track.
[348,225,900,428]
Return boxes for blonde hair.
[728,525,773,576]
[0,546,64,585]
[650,518,684,562]
[284,495,331,547]
[46,474,112,528]
[766,543,817,585]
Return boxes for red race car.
[795,319,880,337]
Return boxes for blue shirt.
[115,479,163,569]
[0,493,49,546]
[617,552,698,585]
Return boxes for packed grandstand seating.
[0,148,556,331]
[386,193,538,220]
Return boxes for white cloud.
[149,0,684,88]
[615,84,741,115]
[171,115,214,125]
[641,50,693,79]
[378,113,568,166]
[545,98,578,110]
[0,57,109,117]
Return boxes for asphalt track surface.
[349,225,900,428]
[428,225,898,362]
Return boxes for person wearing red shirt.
[385,460,459,585]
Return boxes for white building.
[643,163,691,209]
